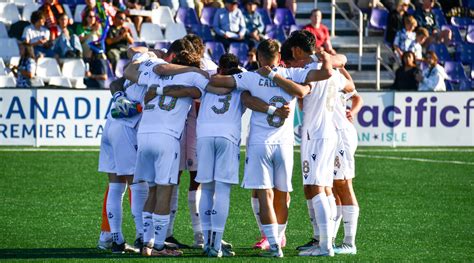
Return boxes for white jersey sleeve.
[137,58,167,87]
[285,67,311,83]
[189,73,209,97]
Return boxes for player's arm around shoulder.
[241,91,290,119]
[256,66,311,99]
[304,51,334,83]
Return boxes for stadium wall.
[0,89,473,147]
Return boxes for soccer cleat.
[111,242,140,254]
[296,238,319,251]
[221,246,236,257]
[334,243,357,255]
[142,246,183,257]
[191,232,205,249]
[165,235,190,249]
[221,239,233,250]
[281,235,287,248]
[299,246,334,257]
[133,237,143,252]
[253,237,270,250]
[207,247,223,258]
[97,231,112,250]
[259,246,283,258]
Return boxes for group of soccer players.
[95,29,363,258]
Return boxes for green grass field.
[0,147,473,262]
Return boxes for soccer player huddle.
[96,30,363,258]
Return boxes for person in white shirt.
[22,11,54,57]
[209,39,333,257]
[417,51,447,92]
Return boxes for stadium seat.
[74,4,86,23]
[140,23,165,44]
[205,41,225,64]
[459,79,472,91]
[0,3,21,25]
[154,41,171,51]
[151,6,175,28]
[432,8,447,26]
[36,57,62,82]
[114,58,128,78]
[13,0,36,7]
[442,25,463,46]
[472,63,474,80]
[444,80,453,91]
[189,24,213,42]
[164,23,187,41]
[428,44,450,63]
[124,22,140,41]
[30,77,45,87]
[456,43,474,64]
[450,17,472,30]
[48,76,73,88]
[62,59,86,78]
[62,4,73,21]
[266,25,287,43]
[130,41,147,47]
[273,8,296,26]
[9,56,20,67]
[175,7,200,27]
[22,3,40,21]
[229,42,249,66]
[0,57,6,75]
[369,8,389,31]
[0,75,16,87]
[467,25,474,44]
[200,7,216,26]
[0,38,20,60]
[289,24,303,34]
[0,22,8,38]
[444,61,468,83]
[256,8,272,26]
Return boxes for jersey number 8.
[267,96,287,128]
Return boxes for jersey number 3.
[267,96,286,128]
[211,94,232,114]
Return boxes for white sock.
[307,200,319,240]
[334,205,343,240]
[130,182,148,239]
[106,183,126,244]
[312,193,331,251]
[342,205,359,246]
[327,194,337,244]
[251,197,264,237]
[278,224,287,242]
[188,190,202,235]
[211,182,231,250]
[199,182,214,247]
[166,185,179,238]
[261,224,279,250]
[142,211,154,247]
[152,214,170,250]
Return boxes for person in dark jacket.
[392,51,420,91]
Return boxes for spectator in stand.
[243,0,265,49]
[53,13,83,58]
[393,15,417,58]
[22,11,55,57]
[244,47,258,71]
[409,27,428,62]
[212,0,246,50]
[83,0,116,27]
[160,0,195,13]
[195,0,224,17]
[303,9,336,55]
[84,50,108,88]
[77,10,103,60]
[38,0,69,39]
[392,51,420,90]
[414,0,451,46]
[16,44,37,88]
[386,0,410,45]
[417,50,447,91]
[106,11,134,69]
[263,0,296,16]
[125,0,147,34]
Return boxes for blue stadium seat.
[175,7,200,27]
[432,8,447,26]
[289,24,303,34]
[266,25,287,43]
[450,17,472,30]
[467,25,474,44]
[444,61,468,83]
[229,42,249,66]
[200,7,217,26]
[256,8,272,26]
[369,8,388,31]
[205,41,225,64]
[115,59,128,78]
[444,80,453,91]
[190,24,214,42]
[273,8,296,26]
[428,44,450,63]
[456,43,474,64]
[154,41,171,51]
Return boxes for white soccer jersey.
[233,67,308,145]
[201,56,218,76]
[333,90,357,131]
[197,89,244,145]
[138,72,208,139]
[302,63,346,139]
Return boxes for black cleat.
[165,235,191,249]
[134,237,144,252]
[296,238,319,251]
[111,241,140,254]
[221,240,233,250]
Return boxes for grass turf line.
[0,149,472,261]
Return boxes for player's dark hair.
[287,30,316,54]
[167,39,195,56]
[219,53,241,75]
[183,34,205,57]
[171,50,201,68]
[30,11,44,24]
[256,39,280,61]
[280,41,294,63]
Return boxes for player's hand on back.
[274,104,291,119]
[256,66,272,78]
[144,85,158,104]
[346,109,354,123]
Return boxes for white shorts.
[98,120,138,176]
[134,133,180,185]
[334,128,358,180]
[179,102,198,171]
[242,144,294,192]
[196,137,240,184]
[301,137,337,187]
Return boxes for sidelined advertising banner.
[1,89,473,146]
